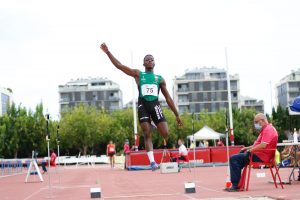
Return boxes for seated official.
[226,113,278,192]
[172,139,188,162]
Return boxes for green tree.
[272,105,300,142]
[232,108,257,146]
[109,109,135,151]
[1,103,20,158]
[60,105,101,155]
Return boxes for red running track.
[1,164,300,200]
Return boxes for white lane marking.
[103,192,181,199]
[23,188,45,200]
[0,172,26,178]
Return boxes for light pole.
[225,48,234,146]
[45,113,53,198]
[269,81,273,113]
[56,124,61,184]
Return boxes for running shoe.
[150,162,159,171]
[224,186,240,192]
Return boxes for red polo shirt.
[123,143,130,154]
[253,124,278,162]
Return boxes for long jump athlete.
[100,43,183,171]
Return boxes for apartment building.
[0,87,13,116]
[173,67,240,113]
[240,96,264,113]
[276,69,300,108]
[58,78,122,112]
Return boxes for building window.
[211,92,216,101]
[178,95,188,102]
[230,81,238,91]
[60,104,69,112]
[203,82,210,91]
[203,92,208,101]
[190,104,195,113]
[179,105,189,113]
[199,103,204,112]
[109,92,119,100]
[60,93,69,102]
[199,82,203,91]
[91,82,105,86]
[211,102,216,112]
[92,91,97,101]
[205,103,210,111]
[216,92,222,101]
[85,92,93,101]
[189,83,195,91]
[210,72,226,79]
[192,93,198,101]
[186,73,200,80]
[110,102,120,110]
[1,93,9,115]
[219,81,227,90]
[75,92,81,101]
[231,92,237,100]
[211,81,215,90]
[81,92,85,101]
[222,92,228,101]
[178,84,188,92]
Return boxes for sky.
[1,0,300,119]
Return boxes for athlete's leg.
[140,122,152,151]
[112,155,115,168]
[141,121,158,170]
[156,121,169,141]
[149,101,168,144]
[109,156,113,168]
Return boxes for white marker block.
[90,187,101,198]
[256,172,266,178]
[184,182,196,193]
[160,162,179,173]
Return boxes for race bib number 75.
[141,84,158,96]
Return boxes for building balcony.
[177,101,190,106]
[59,98,70,103]
[177,88,189,92]
[59,85,88,92]
[289,88,300,92]
[108,96,120,101]
[109,106,121,110]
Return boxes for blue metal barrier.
[0,159,25,176]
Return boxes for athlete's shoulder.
[153,73,163,79]
[156,74,164,83]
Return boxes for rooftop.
[176,67,239,80]
[277,68,300,85]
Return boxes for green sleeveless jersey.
[138,71,163,101]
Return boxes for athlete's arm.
[160,79,183,126]
[100,43,139,78]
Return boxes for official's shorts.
[138,98,166,125]
[172,156,187,162]
[108,152,115,157]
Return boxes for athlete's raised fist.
[176,116,183,127]
[100,43,109,53]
